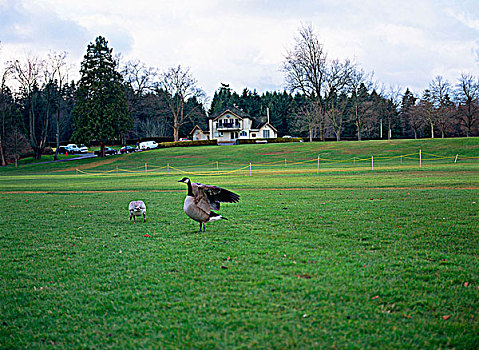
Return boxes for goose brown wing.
[195,186,211,215]
[193,183,240,210]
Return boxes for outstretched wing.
[195,186,212,215]
[193,183,240,210]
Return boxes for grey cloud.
[1,0,90,56]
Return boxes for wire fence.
[74,149,479,177]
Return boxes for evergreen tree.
[208,83,240,115]
[400,88,418,138]
[72,36,131,156]
[0,83,24,165]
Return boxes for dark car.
[57,146,68,154]
[119,145,137,154]
[94,147,117,156]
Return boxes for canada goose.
[129,200,146,222]
[178,177,240,232]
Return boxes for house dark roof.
[189,124,209,135]
[255,122,278,133]
[208,106,251,120]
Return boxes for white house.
[201,106,277,142]
[189,125,210,141]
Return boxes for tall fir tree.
[400,88,417,138]
[72,36,131,156]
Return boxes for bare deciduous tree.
[1,45,12,165]
[293,101,321,142]
[47,51,70,160]
[383,84,402,140]
[9,54,48,159]
[158,65,205,141]
[430,76,454,138]
[283,25,327,140]
[121,59,158,111]
[283,24,355,141]
[419,89,436,138]
[326,94,348,141]
[348,67,374,141]
[455,73,479,137]
[407,104,425,139]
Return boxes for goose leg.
[143,214,146,223]
[198,222,202,233]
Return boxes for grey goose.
[129,200,147,222]
[178,177,240,232]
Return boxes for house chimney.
[267,108,270,124]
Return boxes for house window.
[240,131,247,137]
[263,130,270,138]
[252,133,256,138]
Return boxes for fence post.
[419,149,422,168]
[249,162,252,176]
[285,158,287,167]
[116,166,119,175]
[145,163,147,173]
[217,161,219,170]
[167,163,169,175]
[371,156,374,171]
[353,157,356,166]
[454,154,458,163]
[317,155,320,174]
[400,156,402,164]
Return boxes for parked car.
[119,145,137,154]
[283,135,292,138]
[65,144,81,154]
[79,144,88,153]
[179,138,190,142]
[139,141,158,150]
[57,146,68,154]
[94,147,117,156]
[57,144,80,154]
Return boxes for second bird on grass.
[178,177,240,232]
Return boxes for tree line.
[1,26,478,163]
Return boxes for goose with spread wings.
[178,177,240,232]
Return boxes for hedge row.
[237,137,303,145]
[157,139,218,148]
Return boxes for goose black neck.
[186,181,194,197]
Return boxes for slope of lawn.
[2,137,478,176]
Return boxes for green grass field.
[1,138,478,348]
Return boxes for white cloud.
[1,0,478,99]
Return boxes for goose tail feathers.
[208,211,227,222]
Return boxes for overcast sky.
[1,0,478,101]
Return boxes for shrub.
[237,137,303,145]
[158,140,218,148]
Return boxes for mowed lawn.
[1,140,478,348]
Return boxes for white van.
[139,141,158,150]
